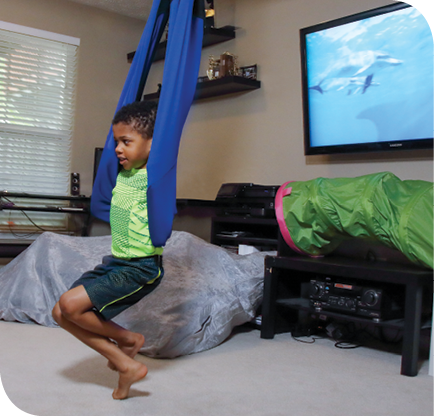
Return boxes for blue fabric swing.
[90,0,204,247]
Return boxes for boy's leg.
[56,285,145,362]
[52,286,147,399]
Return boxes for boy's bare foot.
[108,333,145,371]
[112,360,148,400]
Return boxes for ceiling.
[66,0,154,20]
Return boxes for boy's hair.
[112,101,158,139]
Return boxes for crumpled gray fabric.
[0,231,268,358]
[0,232,112,327]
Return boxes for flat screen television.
[300,2,433,155]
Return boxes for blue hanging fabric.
[90,0,204,247]
[147,0,204,246]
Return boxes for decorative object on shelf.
[207,52,240,80]
[219,51,239,77]
[207,55,220,80]
[240,64,257,80]
[205,0,215,29]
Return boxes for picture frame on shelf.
[240,64,257,80]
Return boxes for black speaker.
[71,172,80,196]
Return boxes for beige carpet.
[0,320,432,416]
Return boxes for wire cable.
[1,195,49,237]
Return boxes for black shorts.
[70,255,163,321]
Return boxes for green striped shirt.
[110,168,163,259]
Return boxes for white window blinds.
[0,23,79,235]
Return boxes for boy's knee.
[58,292,79,320]
[52,302,62,324]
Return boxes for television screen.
[300,2,433,155]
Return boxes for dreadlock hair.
[112,101,158,139]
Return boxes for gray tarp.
[0,231,267,358]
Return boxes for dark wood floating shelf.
[127,25,236,63]
[142,76,261,102]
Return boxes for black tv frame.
[300,2,433,155]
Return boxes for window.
[0,22,79,236]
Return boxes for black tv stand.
[260,255,433,376]
[0,191,90,257]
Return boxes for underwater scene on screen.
[306,6,433,148]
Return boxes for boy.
[52,101,163,400]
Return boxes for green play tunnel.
[275,172,433,269]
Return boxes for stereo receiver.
[307,276,404,321]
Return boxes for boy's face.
[113,122,152,170]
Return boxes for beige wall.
[1,0,432,200]
[0,0,145,196]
